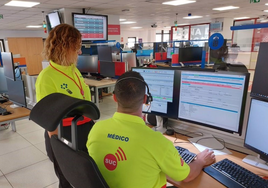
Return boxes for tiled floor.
[0,96,117,188]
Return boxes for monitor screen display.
[167,47,179,59]
[47,12,61,28]
[1,52,16,81]
[77,55,98,74]
[73,13,108,41]
[100,61,115,78]
[6,79,26,107]
[97,46,113,62]
[251,42,268,100]
[132,67,180,119]
[0,67,8,94]
[178,71,249,135]
[244,98,268,162]
[179,47,203,62]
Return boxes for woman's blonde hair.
[42,24,81,66]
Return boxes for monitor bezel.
[179,47,203,63]
[1,52,16,81]
[72,13,108,42]
[177,70,250,135]
[6,78,27,107]
[244,98,268,162]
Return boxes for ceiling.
[0,0,267,31]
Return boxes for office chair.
[29,93,109,188]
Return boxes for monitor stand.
[153,116,167,133]
[242,155,268,170]
[10,104,20,108]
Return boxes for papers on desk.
[188,135,232,155]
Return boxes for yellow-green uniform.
[35,60,91,102]
[87,112,190,188]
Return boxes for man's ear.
[143,94,147,104]
[113,94,117,102]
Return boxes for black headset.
[115,77,153,104]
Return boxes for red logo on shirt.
[104,147,127,171]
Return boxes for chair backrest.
[51,135,109,188]
[30,93,109,188]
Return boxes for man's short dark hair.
[114,71,146,112]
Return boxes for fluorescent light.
[131,27,142,29]
[213,6,239,11]
[234,17,250,20]
[264,10,268,12]
[119,19,126,21]
[26,25,42,28]
[5,0,40,7]
[120,21,136,24]
[266,3,268,5]
[162,0,196,6]
[183,15,203,19]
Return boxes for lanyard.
[49,62,85,99]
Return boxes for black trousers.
[44,121,94,188]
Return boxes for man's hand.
[196,149,215,166]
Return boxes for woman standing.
[35,23,93,188]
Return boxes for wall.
[121,29,157,47]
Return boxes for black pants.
[44,121,94,188]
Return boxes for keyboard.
[175,146,197,164]
[0,107,7,114]
[204,158,268,188]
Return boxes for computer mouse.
[165,129,174,136]
[2,111,11,116]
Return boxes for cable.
[173,132,190,144]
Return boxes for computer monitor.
[6,79,27,107]
[0,67,8,94]
[97,46,113,62]
[76,55,98,74]
[72,13,108,42]
[178,71,249,135]
[244,98,268,165]
[251,42,268,100]
[179,47,203,62]
[132,67,180,119]
[1,52,16,81]
[167,47,179,59]
[47,11,62,28]
[100,61,115,78]
[153,42,167,58]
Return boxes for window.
[127,37,136,48]
[155,30,170,43]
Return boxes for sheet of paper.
[188,134,232,155]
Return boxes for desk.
[0,103,30,132]
[165,134,268,188]
[84,78,117,108]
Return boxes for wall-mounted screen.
[73,13,108,41]
[178,71,249,135]
[47,12,62,28]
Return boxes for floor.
[0,96,117,188]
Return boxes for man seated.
[87,71,215,188]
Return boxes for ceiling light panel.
[162,0,196,6]
[213,6,239,11]
[183,16,203,19]
[5,1,40,7]
[120,21,136,24]
[26,25,42,28]
[234,17,250,20]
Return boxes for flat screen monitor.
[73,13,108,41]
[132,67,180,119]
[47,11,62,28]
[178,71,249,135]
[1,52,15,81]
[179,47,203,62]
[251,42,268,100]
[0,67,8,94]
[244,98,268,162]
[100,61,115,78]
[6,79,27,107]
[77,55,98,74]
[167,47,179,59]
[97,46,113,62]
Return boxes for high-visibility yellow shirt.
[87,112,190,188]
[35,60,91,102]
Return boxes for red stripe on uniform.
[119,147,127,160]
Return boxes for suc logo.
[104,147,127,171]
